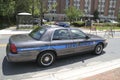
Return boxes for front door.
[70,29,93,53]
[51,29,74,56]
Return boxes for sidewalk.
[0,27,31,35]
[23,59,120,80]
[82,67,120,80]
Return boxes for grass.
[80,26,120,31]
[95,26,120,31]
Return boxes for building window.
[84,0,91,14]
[74,0,80,9]
[66,0,70,8]
[48,0,57,13]
[108,0,116,16]
[98,0,105,15]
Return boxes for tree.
[93,10,99,20]
[65,6,83,23]
[30,0,40,17]
[15,0,31,14]
[118,11,120,22]
[0,0,15,24]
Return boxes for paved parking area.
[0,27,120,80]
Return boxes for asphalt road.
[0,35,120,80]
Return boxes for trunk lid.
[9,34,34,44]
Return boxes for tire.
[94,43,103,55]
[37,51,55,67]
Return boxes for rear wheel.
[37,51,55,67]
[94,43,103,55]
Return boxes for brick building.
[44,0,120,20]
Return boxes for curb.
[22,59,120,80]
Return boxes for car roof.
[41,25,81,31]
[39,25,81,32]
[42,25,68,29]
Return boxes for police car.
[6,25,107,67]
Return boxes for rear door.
[51,29,74,56]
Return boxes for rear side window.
[52,29,71,40]
[29,27,46,40]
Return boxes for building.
[44,0,120,20]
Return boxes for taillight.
[10,44,17,53]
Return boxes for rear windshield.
[29,27,46,40]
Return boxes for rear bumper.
[6,44,37,62]
[6,52,37,62]
[6,52,27,62]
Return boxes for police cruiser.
[6,25,108,67]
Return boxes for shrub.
[117,23,120,27]
[71,21,85,27]
[33,25,41,30]
[93,23,119,27]
[0,23,9,30]
[44,21,55,25]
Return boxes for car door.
[50,29,74,56]
[70,29,94,53]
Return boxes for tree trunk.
[7,15,11,25]
[39,0,43,26]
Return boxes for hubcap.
[96,45,102,54]
[40,53,54,66]
[44,56,50,62]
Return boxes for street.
[0,34,120,80]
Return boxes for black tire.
[37,51,55,67]
[94,43,103,55]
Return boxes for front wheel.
[94,43,103,55]
[37,51,55,67]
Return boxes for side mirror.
[52,36,61,40]
[85,35,90,39]
[53,38,61,40]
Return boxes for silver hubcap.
[44,57,50,62]
[40,53,54,66]
[96,45,102,54]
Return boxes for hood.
[9,34,34,44]
[87,34,104,40]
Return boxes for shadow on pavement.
[2,52,105,75]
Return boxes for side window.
[71,29,86,39]
[53,29,71,40]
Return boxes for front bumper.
[103,41,108,48]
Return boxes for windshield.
[29,27,46,40]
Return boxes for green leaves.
[65,6,83,23]
[0,0,15,16]
[15,0,31,13]
[93,10,99,19]
[118,11,120,22]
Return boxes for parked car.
[33,18,47,24]
[55,22,70,27]
[104,19,118,24]
[6,25,108,67]
[33,18,40,24]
